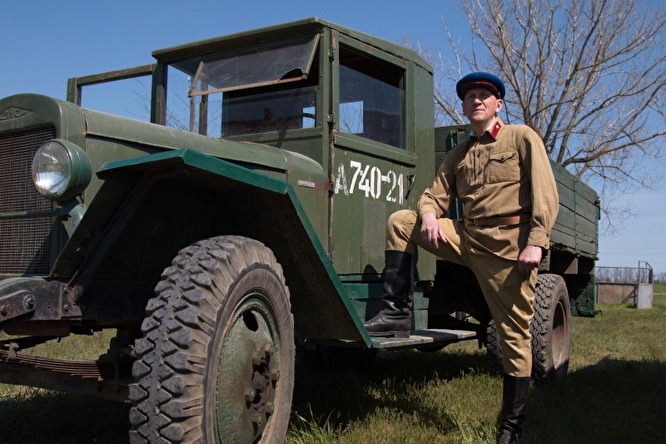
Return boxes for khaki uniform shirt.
[417,119,559,260]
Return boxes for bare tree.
[431,0,665,228]
[655,271,666,285]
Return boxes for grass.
[1,293,665,443]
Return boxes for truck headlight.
[32,139,92,202]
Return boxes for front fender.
[54,149,369,344]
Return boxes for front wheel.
[129,236,295,443]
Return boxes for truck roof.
[151,17,433,74]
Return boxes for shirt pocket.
[486,150,520,183]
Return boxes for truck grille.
[0,127,57,275]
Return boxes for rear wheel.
[531,273,570,381]
[484,273,571,382]
[129,236,294,443]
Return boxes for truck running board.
[371,328,478,350]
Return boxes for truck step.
[371,328,477,349]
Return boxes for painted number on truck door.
[334,161,404,204]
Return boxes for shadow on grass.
[523,357,666,444]
[3,353,660,443]
[0,390,129,443]
[292,350,666,443]
[0,347,491,443]
[292,346,502,437]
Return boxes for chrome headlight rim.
[31,139,92,202]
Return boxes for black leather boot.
[497,375,530,444]
[363,251,413,338]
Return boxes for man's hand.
[420,213,447,249]
[517,245,542,272]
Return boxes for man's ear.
[495,98,504,114]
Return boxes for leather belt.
[467,214,530,227]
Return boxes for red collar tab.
[467,120,503,147]
[489,120,502,139]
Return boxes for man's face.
[461,88,503,126]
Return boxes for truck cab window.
[339,46,405,148]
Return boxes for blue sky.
[3,0,664,273]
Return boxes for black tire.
[485,319,502,367]
[531,273,570,382]
[484,273,571,382]
[129,236,295,443]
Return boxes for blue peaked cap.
[456,72,506,100]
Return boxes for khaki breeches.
[387,209,537,377]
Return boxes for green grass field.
[1,292,664,443]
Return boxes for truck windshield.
[190,35,319,96]
[166,35,319,138]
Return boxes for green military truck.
[0,18,599,443]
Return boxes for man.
[363,72,559,443]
